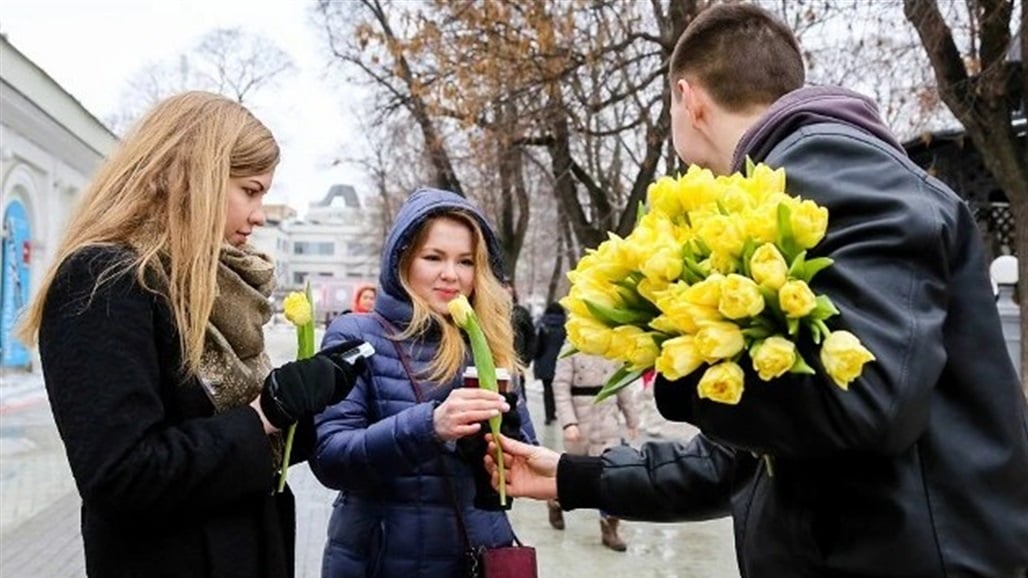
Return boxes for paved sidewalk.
[0,332,738,577]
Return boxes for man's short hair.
[670,3,805,111]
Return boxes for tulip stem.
[449,295,507,505]
[278,283,315,494]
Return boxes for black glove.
[317,340,371,404]
[498,392,522,440]
[260,340,370,429]
[456,391,523,511]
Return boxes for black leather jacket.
[558,94,1028,577]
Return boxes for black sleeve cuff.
[287,416,317,465]
[556,453,604,511]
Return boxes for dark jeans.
[541,378,556,423]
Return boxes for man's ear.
[681,79,707,126]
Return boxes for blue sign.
[1,200,31,367]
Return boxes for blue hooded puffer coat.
[311,188,537,578]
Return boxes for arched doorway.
[1,198,32,368]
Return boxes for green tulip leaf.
[595,366,647,403]
[584,299,653,326]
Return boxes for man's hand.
[485,434,560,500]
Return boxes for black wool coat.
[39,247,313,578]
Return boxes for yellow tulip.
[568,277,621,311]
[718,274,765,320]
[647,176,683,218]
[705,251,738,275]
[640,245,684,283]
[678,165,721,212]
[654,335,705,380]
[820,330,876,390]
[683,274,724,308]
[697,361,745,405]
[609,326,660,371]
[751,336,797,381]
[656,302,722,335]
[283,292,312,326]
[572,238,634,282]
[696,214,745,256]
[447,294,473,325]
[558,295,591,318]
[791,199,829,249]
[719,184,754,214]
[748,163,786,201]
[649,314,685,335]
[742,202,780,244]
[565,316,615,356]
[592,234,638,278]
[779,280,817,318]
[695,321,745,363]
[636,278,669,305]
[750,243,788,289]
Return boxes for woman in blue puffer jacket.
[311,188,537,577]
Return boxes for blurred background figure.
[351,283,377,314]
[505,280,536,370]
[532,302,566,426]
[551,351,640,552]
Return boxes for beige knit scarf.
[197,244,284,464]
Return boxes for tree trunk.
[496,99,531,280]
[546,219,566,306]
[905,0,1027,387]
[361,0,463,196]
[1013,200,1028,394]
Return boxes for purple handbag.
[477,543,538,578]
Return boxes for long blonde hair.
[397,212,518,384]
[17,91,279,376]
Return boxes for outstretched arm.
[487,433,738,522]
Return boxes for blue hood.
[377,187,506,302]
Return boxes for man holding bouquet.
[487,3,1028,577]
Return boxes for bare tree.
[192,28,295,104]
[311,0,704,299]
[315,0,465,195]
[318,0,1017,308]
[905,0,1026,384]
[107,27,295,134]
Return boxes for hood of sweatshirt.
[731,86,904,172]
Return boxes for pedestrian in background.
[532,302,567,425]
[17,91,365,578]
[506,280,537,368]
[550,351,639,552]
[486,4,1028,576]
[351,283,377,314]
[311,188,537,578]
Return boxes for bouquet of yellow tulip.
[278,285,315,493]
[562,161,875,403]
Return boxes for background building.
[0,36,118,369]
[250,184,382,321]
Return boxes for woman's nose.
[440,260,458,279]
[250,207,266,226]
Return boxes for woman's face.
[407,217,476,316]
[357,289,376,312]
[224,171,274,247]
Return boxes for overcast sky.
[1,0,368,215]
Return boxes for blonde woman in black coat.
[18,92,363,578]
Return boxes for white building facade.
[1,37,118,369]
[250,184,382,320]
